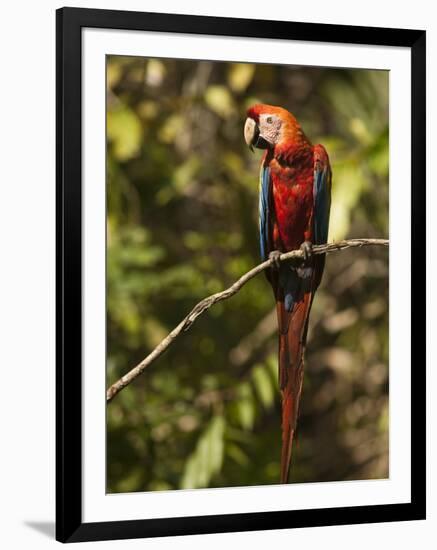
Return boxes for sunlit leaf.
[158,114,184,144]
[204,85,235,118]
[349,117,372,145]
[107,104,142,160]
[146,59,166,87]
[174,157,201,191]
[329,162,367,240]
[228,63,255,92]
[235,383,256,430]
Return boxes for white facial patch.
[259,114,282,145]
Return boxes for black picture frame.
[56,6,426,543]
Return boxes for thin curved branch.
[107,238,388,402]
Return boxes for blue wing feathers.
[313,163,331,245]
[258,166,295,312]
[259,166,270,261]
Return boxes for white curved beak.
[244,117,257,151]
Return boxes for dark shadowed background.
[106,56,389,493]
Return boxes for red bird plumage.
[244,104,332,483]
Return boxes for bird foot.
[300,241,313,263]
[268,250,282,269]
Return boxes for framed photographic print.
[56,7,426,543]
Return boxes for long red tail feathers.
[277,291,313,484]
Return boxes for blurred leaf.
[252,364,274,408]
[349,117,372,145]
[146,59,166,87]
[158,114,184,144]
[367,128,389,176]
[107,61,122,89]
[204,85,235,118]
[228,63,255,92]
[329,162,367,240]
[226,442,250,466]
[107,104,142,160]
[235,383,256,430]
[174,157,201,191]
[180,416,225,489]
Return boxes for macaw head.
[244,103,308,152]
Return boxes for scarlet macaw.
[244,104,332,483]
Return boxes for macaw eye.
[266,116,273,124]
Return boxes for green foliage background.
[106,56,389,492]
